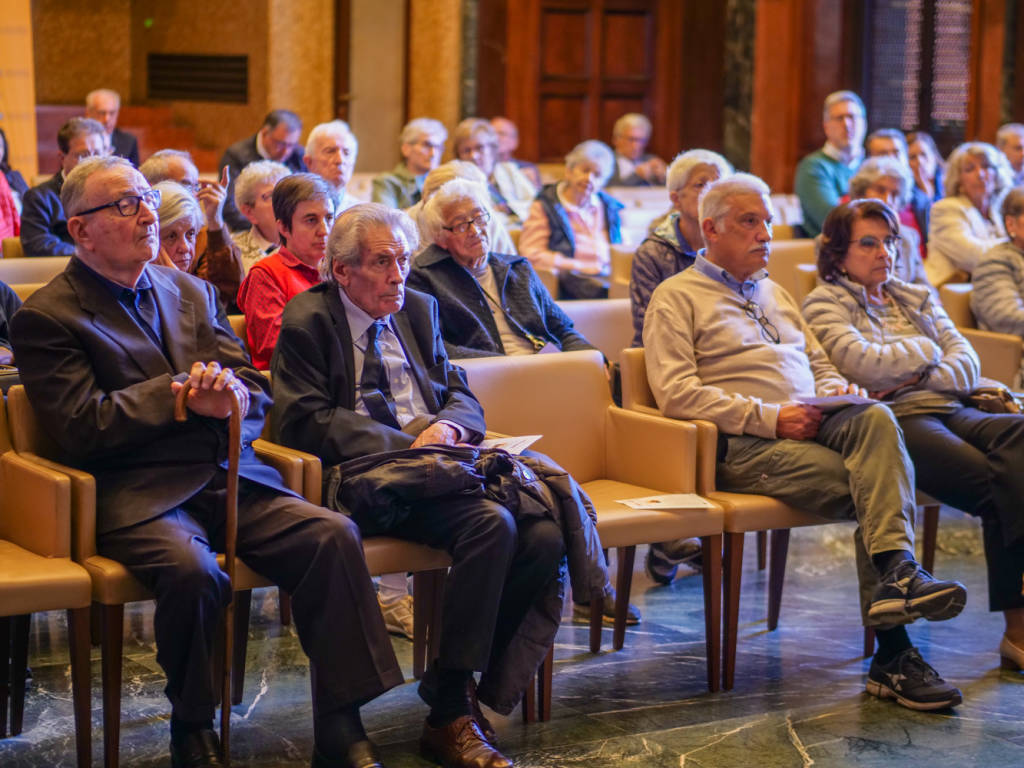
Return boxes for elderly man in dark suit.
[220,110,307,231]
[11,156,403,768]
[85,88,140,166]
[271,203,567,768]
[20,117,107,257]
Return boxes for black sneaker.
[866,647,962,710]
[868,560,967,623]
[645,544,679,586]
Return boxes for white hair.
[234,160,291,209]
[996,123,1024,149]
[697,173,772,226]
[822,90,865,121]
[613,113,652,139]
[321,202,420,282]
[154,180,202,232]
[421,160,488,202]
[139,149,197,185]
[564,140,615,187]
[944,141,1014,199]
[420,178,494,246]
[849,156,914,210]
[61,155,133,219]
[666,149,733,193]
[304,120,358,159]
[85,88,120,109]
[400,117,448,146]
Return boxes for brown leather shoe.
[467,678,497,744]
[419,716,513,768]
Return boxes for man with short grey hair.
[644,173,967,712]
[996,122,1024,185]
[372,118,448,209]
[304,120,361,214]
[608,112,666,186]
[85,88,139,166]
[795,90,867,237]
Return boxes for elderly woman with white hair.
[372,117,447,209]
[407,178,596,359]
[927,142,1012,287]
[847,156,932,293]
[630,149,732,349]
[607,113,667,187]
[520,139,624,299]
[230,159,291,272]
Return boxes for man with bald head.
[85,88,139,166]
[10,155,402,768]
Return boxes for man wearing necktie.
[271,203,566,768]
[11,157,403,768]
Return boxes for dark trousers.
[900,407,1024,612]
[393,496,564,675]
[98,474,404,723]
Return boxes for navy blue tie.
[360,320,400,429]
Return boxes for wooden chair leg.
[9,614,29,736]
[863,626,875,658]
[277,590,292,627]
[67,607,92,768]
[521,671,536,723]
[767,529,791,631]
[921,504,940,574]
[0,615,9,738]
[722,531,745,691]
[90,603,102,647]
[757,530,767,571]
[537,644,554,721]
[101,603,124,768]
[612,546,636,650]
[700,534,722,693]
[588,594,603,654]
[412,571,431,680]
[231,590,252,706]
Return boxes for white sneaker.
[378,593,415,640]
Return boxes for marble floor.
[3,509,1022,767]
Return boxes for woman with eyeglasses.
[803,199,1024,672]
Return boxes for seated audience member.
[795,91,866,237]
[304,120,361,214]
[490,117,541,188]
[453,118,537,226]
[847,157,933,294]
[408,178,596,358]
[865,128,929,249]
[906,130,945,204]
[220,109,306,231]
[927,142,1011,287]
[21,117,106,257]
[10,155,403,768]
[230,160,291,272]
[520,140,624,299]
[803,199,1024,674]
[644,174,967,711]
[971,187,1024,385]
[140,149,244,308]
[237,173,334,369]
[372,118,447,209]
[85,88,139,166]
[271,202,605,768]
[630,149,733,348]
[0,126,29,215]
[996,123,1024,186]
[607,113,667,187]
[0,279,21,364]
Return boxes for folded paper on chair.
[616,493,715,510]
[479,434,542,454]
[796,394,878,411]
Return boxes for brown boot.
[419,715,513,768]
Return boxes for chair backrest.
[459,350,610,482]
[228,313,247,341]
[619,347,659,414]
[765,239,816,301]
[10,282,44,301]
[534,266,559,298]
[0,393,10,455]
[0,255,69,285]
[610,244,635,285]
[508,227,522,250]
[6,385,61,459]
[960,328,1024,387]
[556,298,632,364]
[939,283,976,328]
[792,263,819,305]
[1,237,25,259]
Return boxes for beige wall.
[2,0,39,178]
[407,0,462,154]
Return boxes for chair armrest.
[960,328,1023,388]
[688,419,720,496]
[11,452,97,562]
[0,451,71,558]
[254,439,323,504]
[604,406,697,492]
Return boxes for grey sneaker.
[572,589,641,625]
[866,647,962,710]
[868,561,966,624]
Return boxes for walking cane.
[174,379,243,764]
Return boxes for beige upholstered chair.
[227,313,247,342]
[1,237,24,259]
[609,244,635,299]
[556,298,632,365]
[0,396,92,766]
[765,239,816,302]
[793,263,819,305]
[939,283,1024,387]
[9,283,43,302]
[0,255,69,284]
[458,350,724,691]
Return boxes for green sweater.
[794,149,857,237]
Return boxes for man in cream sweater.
[643,173,967,712]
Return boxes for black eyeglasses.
[743,300,781,344]
[75,189,162,218]
[443,210,490,235]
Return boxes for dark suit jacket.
[219,134,307,231]
[10,259,290,534]
[0,279,21,351]
[111,128,140,167]
[408,245,595,359]
[20,173,76,258]
[270,283,486,466]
